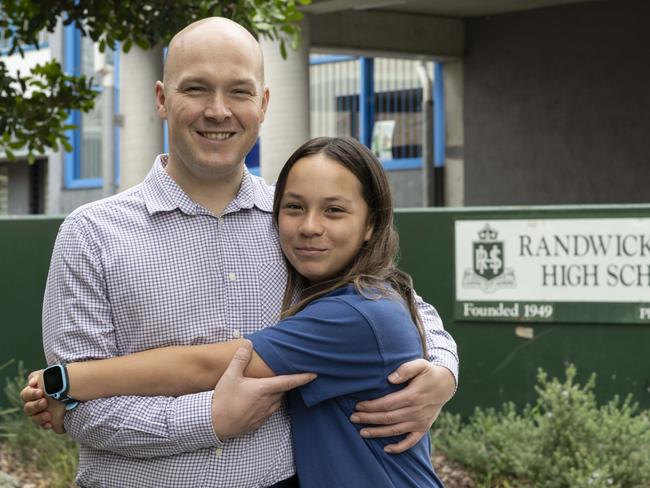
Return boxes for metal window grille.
[310,53,433,169]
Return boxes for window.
[310,54,435,171]
[0,26,48,54]
[63,25,114,189]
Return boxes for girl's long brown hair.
[273,136,427,354]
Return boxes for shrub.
[432,365,650,488]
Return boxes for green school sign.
[455,218,650,324]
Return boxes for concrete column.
[100,63,116,198]
[443,60,464,207]
[259,19,311,184]
[119,45,164,191]
[46,21,65,214]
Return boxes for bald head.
[164,17,265,89]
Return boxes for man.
[22,17,458,487]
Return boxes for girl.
[38,137,444,487]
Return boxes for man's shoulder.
[247,172,276,203]
[63,184,147,229]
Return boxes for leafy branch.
[0,0,311,162]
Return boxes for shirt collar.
[142,154,273,216]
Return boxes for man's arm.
[42,216,221,457]
[42,216,307,456]
[351,294,459,453]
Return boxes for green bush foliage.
[0,364,78,488]
[432,365,650,488]
[2,363,648,487]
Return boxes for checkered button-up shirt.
[44,156,293,487]
[43,155,458,488]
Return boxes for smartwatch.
[42,363,80,411]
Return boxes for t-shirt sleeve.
[248,298,385,407]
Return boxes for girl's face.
[278,153,373,284]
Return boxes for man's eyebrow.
[175,77,259,92]
[231,78,257,86]
[176,77,208,86]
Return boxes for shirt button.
[232,330,241,338]
[218,216,224,225]
[215,447,223,458]
[228,272,237,282]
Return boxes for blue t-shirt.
[249,285,443,488]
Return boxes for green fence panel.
[2,206,649,415]
[1,217,62,407]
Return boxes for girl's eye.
[326,207,345,214]
[283,203,302,211]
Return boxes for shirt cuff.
[429,348,460,389]
[169,391,224,449]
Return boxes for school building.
[1,0,648,214]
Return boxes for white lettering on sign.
[463,302,519,318]
[456,218,650,303]
[640,307,650,320]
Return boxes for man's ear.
[259,87,270,123]
[155,81,167,119]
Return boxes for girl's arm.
[64,339,275,401]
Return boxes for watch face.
[43,366,64,394]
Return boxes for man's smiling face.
[156,20,269,182]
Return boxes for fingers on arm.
[30,410,53,428]
[259,373,316,393]
[20,384,43,403]
[351,402,431,427]
[357,421,426,453]
[223,340,254,377]
[356,361,432,412]
[387,358,430,385]
[24,398,49,416]
[27,372,40,386]
[383,431,426,454]
[355,388,418,413]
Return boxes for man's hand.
[21,371,67,434]
[350,360,455,454]
[211,340,316,439]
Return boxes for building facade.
[2,0,647,215]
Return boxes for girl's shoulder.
[318,283,409,322]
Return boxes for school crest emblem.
[462,224,516,293]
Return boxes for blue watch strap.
[44,363,80,411]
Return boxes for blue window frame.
[310,55,445,172]
[63,25,119,189]
[63,24,101,188]
[0,26,49,55]
[245,139,260,176]
[113,47,120,186]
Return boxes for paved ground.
[0,444,44,487]
[432,453,476,487]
